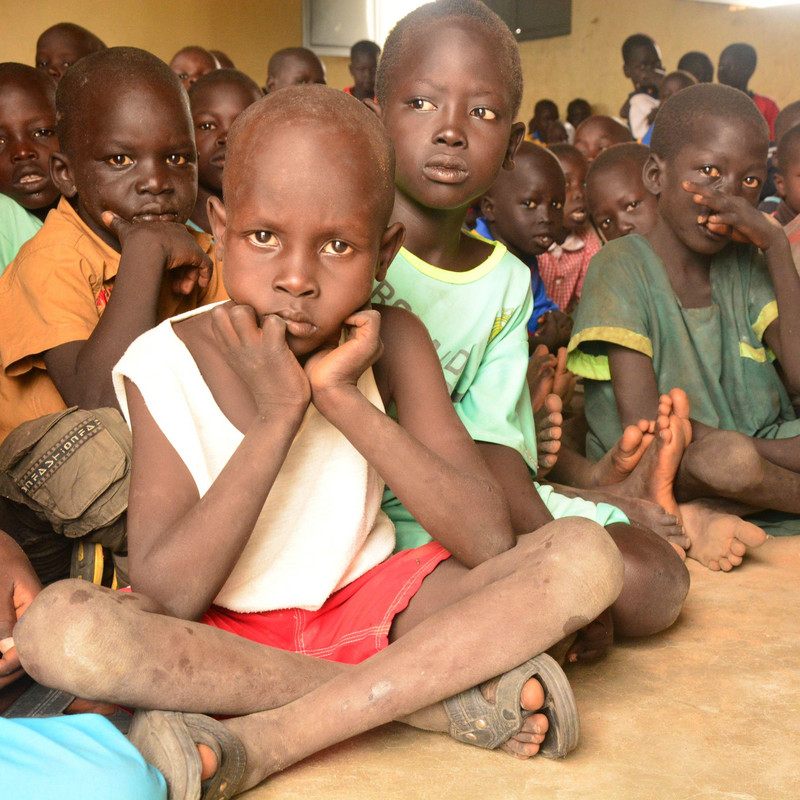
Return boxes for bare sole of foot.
[592,419,654,486]
[527,345,557,414]
[679,499,768,571]
[596,391,691,547]
[535,393,563,477]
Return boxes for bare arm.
[477,442,553,535]
[43,215,212,410]
[687,179,800,393]
[607,343,660,426]
[309,306,515,567]
[126,305,309,619]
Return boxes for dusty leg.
[535,393,563,477]
[18,520,623,791]
[677,427,800,514]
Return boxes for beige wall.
[517,0,800,123]
[2,0,797,123]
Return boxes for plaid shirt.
[537,227,601,312]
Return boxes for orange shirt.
[0,197,228,443]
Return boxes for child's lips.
[423,155,469,184]
[131,208,179,223]
[273,310,317,337]
[13,167,48,193]
[569,208,587,223]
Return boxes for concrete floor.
[241,536,800,800]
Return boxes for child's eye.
[107,155,133,166]
[700,165,720,178]
[248,231,278,247]
[33,128,55,139]
[522,200,538,209]
[600,218,612,230]
[197,122,216,132]
[322,240,353,255]
[471,107,497,120]
[743,176,761,189]
[552,201,563,210]
[409,98,436,111]
[625,201,640,211]
[36,60,47,68]
[166,154,189,166]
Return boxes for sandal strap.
[443,652,579,758]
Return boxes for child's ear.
[502,122,526,171]
[49,152,77,198]
[481,194,495,223]
[623,62,633,81]
[265,77,276,94]
[207,196,228,259]
[642,153,665,197]
[774,172,786,199]
[375,221,405,282]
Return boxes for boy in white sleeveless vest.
[15,86,624,798]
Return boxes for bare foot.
[565,608,613,664]
[535,393,562,477]
[479,674,549,759]
[591,419,655,486]
[548,485,688,550]
[527,345,557,414]
[600,391,691,544]
[679,499,768,571]
[551,347,577,409]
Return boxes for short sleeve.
[455,282,538,470]
[744,247,778,342]
[567,237,654,380]
[0,243,104,377]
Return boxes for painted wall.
[1,0,798,124]
[516,0,800,124]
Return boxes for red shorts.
[200,542,450,664]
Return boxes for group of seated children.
[0,2,797,799]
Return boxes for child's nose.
[136,164,172,194]
[273,254,318,297]
[433,111,466,147]
[10,139,37,161]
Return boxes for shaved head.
[225,84,395,223]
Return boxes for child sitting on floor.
[477,141,572,353]
[0,47,227,584]
[14,84,626,797]
[0,63,61,268]
[620,34,664,141]
[587,142,658,242]
[169,45,219,90]
[573,114,632,163]
[569,83,800,571]
[344,39,380,102]
[264,47,325,93]
[187,69,262,233]
[373,0,688,650]
[537,144,600,314]
[35,22,105,83]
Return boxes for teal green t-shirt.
[0,194,43,275]
[373,240,538,550]
[567,234,799,460]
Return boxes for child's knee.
[606,522,690,637]
[16,579,111,685]
[686,430,764,493]
[525,517,625,611]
